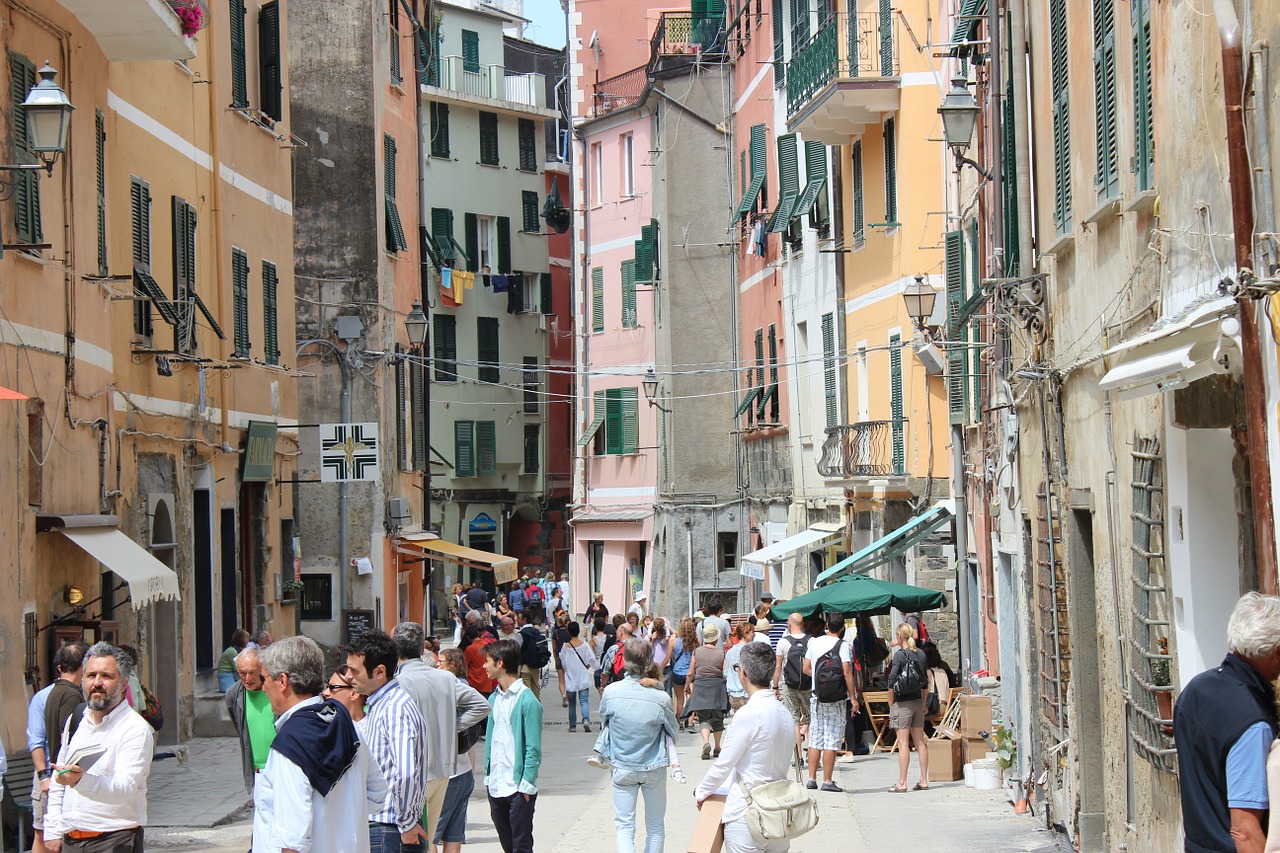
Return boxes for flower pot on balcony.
[1156,690,1173,734]
[168,0,208,36]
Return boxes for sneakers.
[804,779,818,790]
[569,725,577,732]
[701,744,712,761]
[587,752,609,770]
[820,782,843,793]
[671,767,687,784]
[582,722,592,733]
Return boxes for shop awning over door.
[41,517,181,608]
[813,503,954,586]
[740,522,843,578]
[397,533,520,584]
[1098,295,1239,400]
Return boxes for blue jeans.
[568,689,590,726]
[217,672,236,692]
[612,767,667,853]
[369,822,425,853]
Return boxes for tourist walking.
[515,610,551,700]
[887,622,931,792]
[226,647,275,794]
[772,613,811,761]
[44,643,154,853]
[452,584,467,645]
[802,613,857,792]
[434,650,483,853]
[462,624,497,696]
[559,621,597,731]
[599,623,635,692]
[670,617,698,722]
[346,629,429,852]
[683,623,730,760]
[553,613,572,707]
[27,641,89,853]
[725,624,752,712]
[599,639,680,853]
[323,667,371,731]
[252,636,386,853]
[218,629,251,692]
[584,592,608,624]
[393,622,490,845]
[649,618,671,690]
[698,597,731,650]
[483,640,544,853]
[695,642,797,853]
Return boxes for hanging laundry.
[753,219,768,256]
[482,274,492,288]
[491,274,509,293]
[457,270,476,290]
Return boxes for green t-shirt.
[217,645,239,674]
[244,689,276,770]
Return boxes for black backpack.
[783,635,811,690]
[891,650,926,696]
[813,640,848,702]
[519,626,551,668]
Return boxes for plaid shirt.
[363,679,427,833]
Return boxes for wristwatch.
[37,768,53,780]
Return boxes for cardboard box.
[687,793,726,853]
[959,695,993,739]
[961,736,989,765]
[927,733,964,782]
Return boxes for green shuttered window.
[584,390,638,454]
[429,102,450,158]
[462,30,480,74]
[411,359,426,471]
[131,177,153,338]
[735,124,768,221]
[1093,0,1119,197]
[262,260,279,364]
[389,0,402,84]
[477,317,499,383]
[171,196,198,353]
[851,140,865,243]
[479,112,499,166]
[540,272,553,314]
[634,221,658,284]
[433,313,457,381]
[10,53,40,247]
[523,424,540,474]
[822,313,837,428]
[259,2,283,121]
[522,191,540,233]
[464,212,479,272]
[96,110,107,275]
[769,133,799,233]
[772,0,785,87]
[518,119,537,171]
[230,0,248,109]
[879,0,893,75]
[455,421,475,477]
[384,134,408,252]
[591,267,604,333]
[889,334,904,474]
[476,421,497,475]
[496,216,511,274]
[232,248,250,358]
[795,140,828,222]
[945,229,968,423]
[883,117,898,225]
[621,259,637,328]
[1050,0,1072,233]
[1132,0,1153,191]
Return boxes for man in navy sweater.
[1175,592,1280,853]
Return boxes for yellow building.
[2,0,297,747]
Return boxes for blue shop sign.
[469,512,498,533]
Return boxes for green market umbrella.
[769,573,947,620]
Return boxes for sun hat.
[702,623,721,642]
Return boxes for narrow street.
[146,689,1057,853]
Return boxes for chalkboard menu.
[344,609,375,645]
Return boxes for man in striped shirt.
[347,629,428,853]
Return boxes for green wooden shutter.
[540,272,553,314]
[454,421,475,477]
[579,389,606,447]
[230,0,248,108]
[477,317,499,382]
[496,216,512,274]
[620,388,639,453]
[883,117,898,224]
[736,124,769,220]
[232,248,250,358]
[634,222,656,284]
[171,198,197,352]
[464,212,479,272]
[789,0,808,53]
[879,0,893,75]
[772,0,786,87]
[259,2,283,121]
[1092,0,1118,196]
[462,29,480,73]
[768,324,779,419]
[605,389,624,454]
[1002,73,1019,277]
[406,359,424,470]
[394,350,406,470]
[384,134,408,252]
[793,140,829,219]
[389,0,402,84]
[889,333,904,474]
[591,267,604,332]
[131,178,152,337]
[518,119,537,171]
[524,424,540,473]
[821,313,837,428]
[522,191,540,232]
[431,208,456,262]
[1132,0,1153,191]
[476,421,497,475]
[1050,0,1072,233]
[429,102,450,158]
[10,54,40,246]
[621,260,637,327]
[754,328,765,422]
[433,313,457,381]
[945,230,968,423]
[419,28,440,86]
[96,110,107,275]
[769,133,800,232]
[851,140,865,243]
[479,112,499,165]
[262,260,279,364]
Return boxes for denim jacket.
[599,675,679,771]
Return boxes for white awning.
[740,522,843,576]
[60,526,181,608]
[1099,295,1240,400]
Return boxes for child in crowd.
[587,662,685,783]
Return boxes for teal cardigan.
[484,685,543,789]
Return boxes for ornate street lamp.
[404,301,428,349]
[18,63,74,174]
[902,275,938,331]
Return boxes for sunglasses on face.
[325,683,353,692]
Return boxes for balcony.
[60,0,197,62]
[817,420,907,481]
[591,12,727,117]
[424,56,556,118]
[592,66,648,117]
[786,12,901,145]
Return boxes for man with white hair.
[227,647,275,794]
[1175,591,1280,853]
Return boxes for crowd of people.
[22,574,959,853]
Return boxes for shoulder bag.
[738,746,819,843]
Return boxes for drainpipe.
[1213,0,1278,593]
[407,0,432,533]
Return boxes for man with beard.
[44,643,154,853]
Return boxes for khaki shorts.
[780,686,811,726]
[890,697,926,730]
[30,771,46,829]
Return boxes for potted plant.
[991,725,1019,803]
[168,0,206,37]
[281,578,305,602]
[1152,636,1173,732]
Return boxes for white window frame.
[620,133,635,197]
[591,142,604,205]
[477,215,495,272]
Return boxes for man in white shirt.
[253,636,387,853]
[801,613,858,792]
[45,643,154,853]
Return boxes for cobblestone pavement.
[143,688,1061,852]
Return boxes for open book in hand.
[57,744,107,775]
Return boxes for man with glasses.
[227,647,275,794]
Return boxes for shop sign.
[241,420,278,482]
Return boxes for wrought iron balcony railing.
[786,12,899,117]
[817,420,907,479]
[592,65,649,116]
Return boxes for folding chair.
[861,690,895,753]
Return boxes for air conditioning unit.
[387,497,411,528]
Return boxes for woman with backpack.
[887,622,932,792]
[553,612,573,707]
[670,616,699,722]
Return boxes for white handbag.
[738,747,820,843]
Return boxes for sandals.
[887,783,908,793]
[913,782,930,791]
